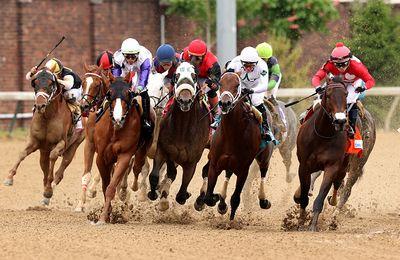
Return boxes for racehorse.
[94,76,150,224]
[4,68,84,205]
[75,64,111,212]
[194,72,274,220]
[307,103,376,209]
[147,62,211,211]
[294,76,350,231]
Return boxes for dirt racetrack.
[0,131,399,259]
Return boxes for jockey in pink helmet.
[312,42,375,138]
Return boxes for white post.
[216,0,237,67]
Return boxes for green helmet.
[256,42,273,60]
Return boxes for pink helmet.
[330,42,352,63]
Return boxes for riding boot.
[96,98,109,120]
[67,99,83,131]
[256,104,278,145]
[210,107,221,130]
[348,103,359,139]
[140,90,153,138]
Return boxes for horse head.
[174,62,197,112]
[322,76,348,131]
[81,63,110,116]
[31,68,60,113]
[107,77,133,129]
[219,72,241,114]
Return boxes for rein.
[82,72,106,111]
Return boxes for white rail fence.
[1,87,400,130]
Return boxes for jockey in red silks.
[311,42,375,138]
[181,39,221,117]
[96,50,114,72]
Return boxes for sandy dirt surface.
[0,131,399,259]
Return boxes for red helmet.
[96,51,114,69]
[188,39,207,56]
[330,42,352,63]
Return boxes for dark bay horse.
[94,76,149,224]
[75,64,111,212]
[294,77,350,231]
[147,62,210,211]
[4,69,84,205]
[308,105,376,209]
[194,72,274,220]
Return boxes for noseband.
[219,72,243,114]
[34,71,61,109]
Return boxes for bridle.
[81,72,106,111]
[219,72,245,114]
[33,70,62,110]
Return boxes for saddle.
[346,126,363,158]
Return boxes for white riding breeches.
[249,92,265,107]
[347,79,363,104]
[64,87,83,102]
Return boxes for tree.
[347,0,400,85]
[163,0,338,45]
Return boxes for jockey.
[255,42,286,135]
[26,58,83,132]
[221,46,277,144]
[96,50,114,72]
[153,43,180,93]
[312,42,375,138]
[181,39,221,115]
[112,38,153,131]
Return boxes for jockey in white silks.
[214,47,278,144]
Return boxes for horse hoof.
[158,198,169,211]
[293,195,301,204]
[93,220,107,226]
[259,199,271,209]
[308,192,313,197]
[217,202,228,215]
[131,181,139,192]
[147,190,158,201]
[204,194,219,207]
[327,196,337,206]
[74,206,84,213]
[194,197,205,212]
[176,192,191,205]
[43,190,53,199]
[87,189,97,198]
[3,178,13,186]
[308,225,318,232]
[41,198,50,206]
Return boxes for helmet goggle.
[241,61,257,69]
[160,61,173,66]
[123,53,139,60]
[334,60,349,68]
[189,54,203,61]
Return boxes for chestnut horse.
[294,77,350,231]
[75,64,111,212]
[194,72,274,220]
[147,62,210,211]
[94,76,149,224]
[4,69,84,205]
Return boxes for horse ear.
[83,62,90,72]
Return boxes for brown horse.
[75,64,111,212]
[194,72,274,220]
[4,69,84,205]
[147,62,210,211]
[294,77,349,231]
[94,76,149,224]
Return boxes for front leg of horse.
[229,171,249,220]
[310,169,335,232]
[309,171,322,197]
[147,150,166,201]
[99,154,131,224]
[76,138,96,212]
[176,163,196,205]
[194,160,210,211]
[217,170,233,215]
[279,146,295,183]
[117,170,130,203]
[158,160,177,211]
[204,163,221,207]
[294,164,311,227]
[4,139,39,186]
[54,136,83,186]
[338,169,361,209]
[42,140,65,205]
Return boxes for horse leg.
[117,169,130,203]
[42,140,65,205]
[328,179,343,207]
[194,160,210,211]
[309,171,322,197]
[338,168,361,209]
[158,160,177,211]
[95,155,112,223]
[99,154,131,224]
[131,145,148,202]
[76,138,96,212]
[258,167,271,209]
[310,167,336,232]
[53,136,83,186]
[147,149,166,201]
[176,163,196,205]
[294,164,311,227]
[230,170,249,220]
[217,170,233,215]
[39,150,50,205]
[242,162,257,212]
[4,139,39,186]
[204,162,221,207]
[279,146,295,183]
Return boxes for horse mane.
[84,64,102,74]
